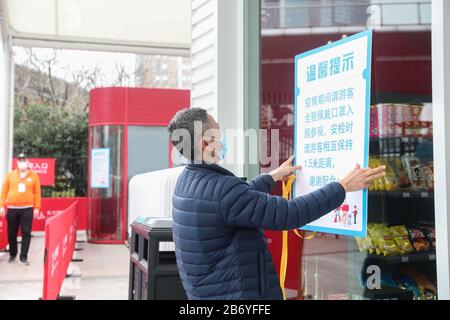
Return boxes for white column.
[191,0,259,177]
[0,23,12,183]
[216,0,245,177]
[432,0,450,300]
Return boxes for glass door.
[260,0,436,300]
[88,125,124,243]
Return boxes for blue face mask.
[218,134,228,161]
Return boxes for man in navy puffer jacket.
[168,108,386,300]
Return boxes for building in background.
[135,55,191,89]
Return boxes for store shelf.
[369,190,434,199]
[365,250,436,264]
[369,137,433,143]
[370,92,432,104]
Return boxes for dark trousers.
[6,208,33,260]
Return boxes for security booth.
[88,87,190,244]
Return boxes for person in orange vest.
[0,153,41,265]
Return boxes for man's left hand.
[33,209,40,219]
[270,156,302,182]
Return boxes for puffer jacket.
[172,163,346,300]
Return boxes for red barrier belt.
[42,201,78,300]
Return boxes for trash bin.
[129,217,187,300]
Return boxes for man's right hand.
[339,164,386,193]
[0,207,5,217]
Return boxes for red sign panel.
[12,158,56,186]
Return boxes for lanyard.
[279,175,316,300]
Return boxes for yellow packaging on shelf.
[368,224,403,256]
[369,158,386,191]
[389,225,414,254]
[355,236,376,254]
[379,158,397,191]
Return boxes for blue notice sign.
[294,30,373,237]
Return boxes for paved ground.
[0,231,362,300]
[0,233,130,300]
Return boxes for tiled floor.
[0,233,130,300]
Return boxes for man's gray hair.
[168,108,210,161]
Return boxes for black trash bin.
[129,217,187,300]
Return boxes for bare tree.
[112,62,133,87]
[25,48,60,108]
[15,48,103,111]
[15,47,141,111]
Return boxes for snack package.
[393,104,404,137]
[402,104,413,122]
[411,105,423,121]
[401,154,426,190]
[370,105,379,138]
[410,273,437,300]
[412,121,422,138]
[407,228,430,252]
[369,158,386,191]
[354,236,375,254]
[400,269,437,300]
[379,157,396,191]
[368,224,403,256]
[396,274,422,299]
[387,104,396,137]
[378,104,388,138]
[387,156,411,189]
[421,162,434,191]
[389,225,414,254]
[403,121,413,137]
[421,226,436,249]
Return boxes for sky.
[13,46,138,87]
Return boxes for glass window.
[260,0,436,300]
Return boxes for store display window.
[260,0,435,300]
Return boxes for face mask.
[17,162,28,170]
[218,134,228,161]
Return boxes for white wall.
[191,0,218,119]
[0,23,12,183]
